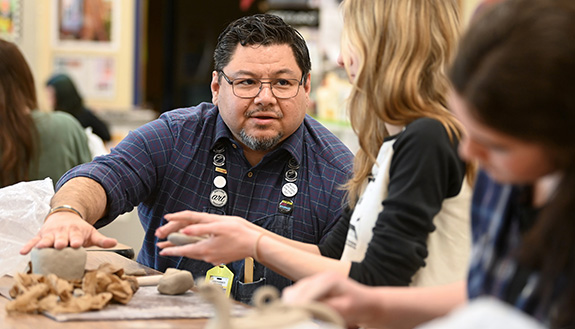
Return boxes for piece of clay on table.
[30,247,87,281]
[157,268,195,295]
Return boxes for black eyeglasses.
[219,71,303,99]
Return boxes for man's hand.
[20,212,117,255]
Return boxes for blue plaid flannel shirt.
[57,102,354,279]
[467,170,566,326]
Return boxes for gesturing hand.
[156,210,262,265]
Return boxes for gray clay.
[167,232,207,246]
[157,268,194,295]
[30,247,87,281]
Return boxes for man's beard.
[239,129,283,151]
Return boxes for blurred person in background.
[46,73,111,143]
[0,39,91,188]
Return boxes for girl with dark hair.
[0,40,91,188]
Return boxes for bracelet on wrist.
[253,233,265,262]
[46,205,84,221]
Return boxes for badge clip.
[205,264,234,297]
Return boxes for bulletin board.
[0,0,21,41]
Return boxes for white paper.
[0,178,54,277]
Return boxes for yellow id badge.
[205,265,234,297]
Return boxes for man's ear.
[304,73,312,108]
[211,71,220,105]
[303,72,311,94]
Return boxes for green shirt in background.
[31,110,92,187]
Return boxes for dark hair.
[213,14,311,83]
[0,39,39,187]
[450,0,575,327]
[46,73,84,116]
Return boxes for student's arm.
[256,233,352,280]
[20,177,116,254]
[282,272,467,329]
[156,210,352,280]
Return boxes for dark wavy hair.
[450,0,575,327]
[0,39,39,187]
[213,14,311,83]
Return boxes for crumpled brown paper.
[6,263,139,314]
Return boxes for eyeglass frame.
[218,70,305,99]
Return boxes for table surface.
[0,250,209,329]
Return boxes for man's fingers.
[19,236,42,255]
[53,230,73,249]
[90,231,117,248]
[36,234,57,249]
[69,230,85,248]
[100,238,118,248]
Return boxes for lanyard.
[209,141,299,215]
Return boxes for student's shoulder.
[398,117,453,147]
[405,117,448,136]
[34,110,83,130]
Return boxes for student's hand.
[20,212,117,255]
[156,210,262,265]
[282,271,378,328]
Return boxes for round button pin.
[282,183,298,198]
[210,189,228,207]
[213,154,225,167]
[278,199,294,214]
[284,169,297,182]
[213,143,225,154]
[288,157,300,170]
[213,175,227,188]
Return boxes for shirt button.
[232,144,238,149]
[247,172,253,178]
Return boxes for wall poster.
[53,55,116,99]
[53,0,120,51]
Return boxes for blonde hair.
[341,0,470,206]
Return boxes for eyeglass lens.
[231,77,301,99]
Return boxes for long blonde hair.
[341,0,470,206]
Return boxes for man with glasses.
[21,14,354,302]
